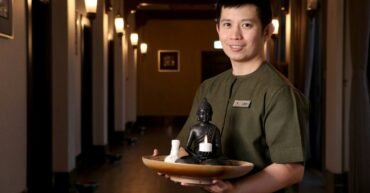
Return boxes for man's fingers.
[153,148,159,156]
[203,180,231,193]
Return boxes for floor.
[75,125,324,193]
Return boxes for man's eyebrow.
[219,18,257,24]
[240,18,257,22]
[219,18,231,22]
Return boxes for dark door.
[81,26,93,157]
[27,0,53,192]
[201,51,231,81]
[108,40,115,144]
[368,32,370,95]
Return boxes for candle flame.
[204,135,208,143]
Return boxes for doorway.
[80,26,93,158]
[368,32,370,95]
[26,1,53,192]
[108,40,115,144]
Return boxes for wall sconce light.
[272,19,279,35]
[281,0,289,14]
[213,40,222,49]
[105,0,113,13]
[307,0,318,11]
[114,15,124,38]
[85,0,97,20]
[140,43,148,54]
[130,33,139,47]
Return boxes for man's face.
[216,4,268,65]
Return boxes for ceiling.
[124,0,217,28]
[124,0,216,13]
[122,0,282,29]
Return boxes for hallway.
[75,124,324,193]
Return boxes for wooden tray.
[142,155,254,185]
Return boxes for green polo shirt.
[177,62,309,193]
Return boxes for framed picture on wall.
[158,50,180,72]
[0,0,13,39]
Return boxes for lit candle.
[199,135,212,152]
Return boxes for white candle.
[199,135,212,152]
[164,139,180,163]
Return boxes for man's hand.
[203,179,235,193]
[152,148,160,156]
[152,148,170,178]
[178,178,235,192]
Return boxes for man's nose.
[230,26,242,40]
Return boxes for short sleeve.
[264,86,309,163]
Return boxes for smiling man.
[175,0,309,192]
[151,0,309,192]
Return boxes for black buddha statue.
[175,98,231,165]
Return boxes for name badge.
[233,100,251,108]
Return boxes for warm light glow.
[81,17,90,26]
[84,0,97,14]
[140,43,148,54]
[114,15,124,36]
[213,40,222,49]
[307,0,318,10]
[285,13,291,66]
[139,3,149,7]
[130,33,139,46]
[272,19,279,35]
[107,33,113,41]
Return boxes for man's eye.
[242,23,252,28]
[222,23,231,28]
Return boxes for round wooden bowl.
[142,155,254,185]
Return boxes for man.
[155,0,308,192]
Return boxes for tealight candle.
[199,135,212,152]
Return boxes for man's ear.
[263,23,274,40]
[216,23,220,33]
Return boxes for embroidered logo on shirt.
[233,100,251,108]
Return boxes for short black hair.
[215,0,272,30]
